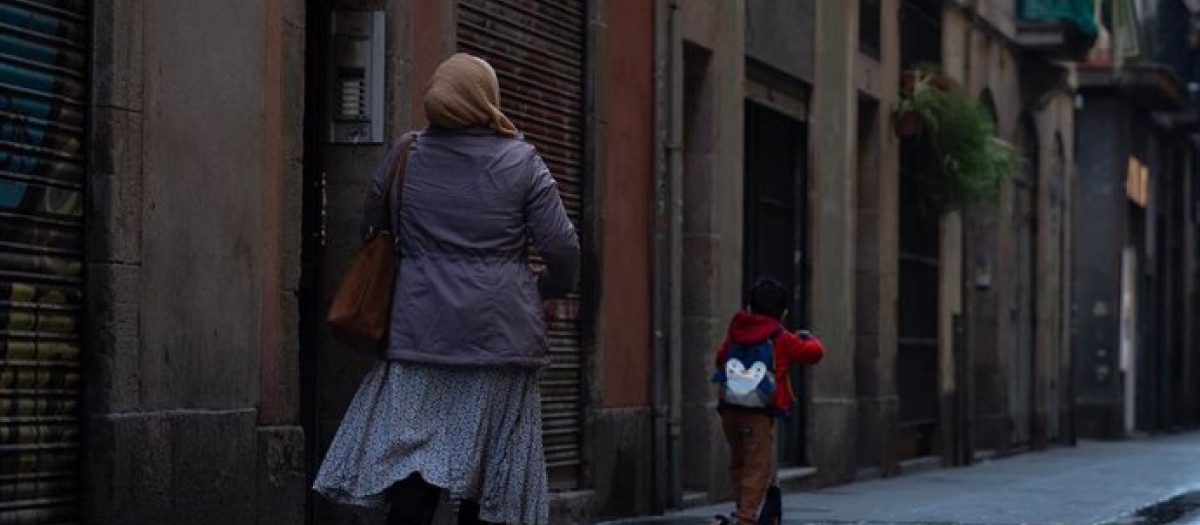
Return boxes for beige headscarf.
[424,53,518,136]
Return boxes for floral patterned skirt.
[313,361,549,525]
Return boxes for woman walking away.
[313,53,580,525]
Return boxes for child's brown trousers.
[720,410,774,525]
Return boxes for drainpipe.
[959,0,978,467]
[652,0,684,511]
[667,0,685,509]
[651,0,670,513]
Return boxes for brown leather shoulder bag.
[326,136,414,348]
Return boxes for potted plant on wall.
[896,65,952,138]
[895,68,1019,211]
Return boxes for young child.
[711,277,825,525]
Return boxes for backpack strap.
[768,328,783,372]
[768,329,799,403]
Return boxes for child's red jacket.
[713,311,825,416]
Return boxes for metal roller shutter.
[0,0,87,522]
[457,0,585,488]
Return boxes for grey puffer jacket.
[360,126,580,367]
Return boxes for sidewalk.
[607,432,1200,525]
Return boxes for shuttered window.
[0,0,88,522]
[457,0,586,489]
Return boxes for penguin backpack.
[712,333,778,408]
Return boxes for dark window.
[744,100,810,466]
[901,0,942,69]
[896,0,943,460]
[860,0,882,59]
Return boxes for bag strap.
[380,133,416,229]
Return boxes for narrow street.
[11,0,1199,522]
[610,433,1200,525]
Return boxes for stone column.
[854,0,903,477]
[809,0,860,484]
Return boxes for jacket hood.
[727,310,783,345]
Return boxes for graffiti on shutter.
[0,0,88,522]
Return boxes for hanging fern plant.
[896,69,1019,212]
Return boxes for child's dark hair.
[748,277,789,319]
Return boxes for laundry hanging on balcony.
[1018,0,1100,36]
